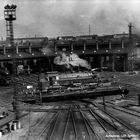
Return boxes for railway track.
[24,104,103,140]
[91,102,140,135]
[100,101,140,118]
[44,105,95,140]
[25,111,58,140]
[123,105,140,114]
[22,102,140,140]
[0,98,12,110]
[76,104,139,139]
[72,104,101,140]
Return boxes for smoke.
[54,52,91,69]
[1,0,140,38]
[41,41,54,56]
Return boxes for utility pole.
[89,24,91,35]
[128,23,134,71]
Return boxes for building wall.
[0,35,138,73]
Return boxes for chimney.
[128,23,133,40]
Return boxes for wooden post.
[3,45,6,55]
[138,94,140,106]
[112,54,115,72]
[109,41,111,49]
[29,44,32,54]
[16,44,18,54]
[103,95,106,110]
[96,41,99,50]
[71,42,73,51]
[84,41,86,51]
[122,40,124,48]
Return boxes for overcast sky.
[0,0,140,39]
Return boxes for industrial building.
[0,25,140,73]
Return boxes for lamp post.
[4,4,19,121]
[4,4,16,46]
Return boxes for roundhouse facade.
[0,34,139,74]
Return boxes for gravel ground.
[1,72,140,139]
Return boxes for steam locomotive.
[17,69,129,103]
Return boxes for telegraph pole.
[89,24,91,35]
[128,23,134,71]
